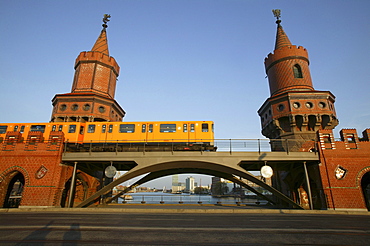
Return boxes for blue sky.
[1,0,369,188]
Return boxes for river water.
[117,192,266,205]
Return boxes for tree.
[194,187,209,194]
[211,182,229,195]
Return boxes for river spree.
[117,192,266,205]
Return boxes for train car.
[79,121,215,151]
[0,122,85,143]
[0,121,215,151]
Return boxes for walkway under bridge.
[62,139,320,209]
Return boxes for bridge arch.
[77,159,303,208]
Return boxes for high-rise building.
[185,176,195,193]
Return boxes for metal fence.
[64,138,317,154]
[116,194,268,205]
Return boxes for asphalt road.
[0,211,369,245]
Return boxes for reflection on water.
[117,192,267,205]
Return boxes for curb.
[1,207,369,215]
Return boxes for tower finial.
[272,9,281,26]
[102,14,111,30]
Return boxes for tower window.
[293,102,301,109]
[71,104,79,111]
[305,102,313,109]
[98,106,105,113]
[318,102,326,108]
[293,64,303,78]
[60,104,67,111]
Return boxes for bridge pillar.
[303,161,313,210]
[67,162,78,208]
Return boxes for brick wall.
[317,129,370,210]
[0,131,98,207]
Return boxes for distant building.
[185,176,195,193]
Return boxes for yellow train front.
[0,121,215,152]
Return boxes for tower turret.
[50,15,125,122]
[258,10,338,148]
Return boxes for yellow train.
[0,121,215,151]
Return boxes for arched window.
[293,64,303,78]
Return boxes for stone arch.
[1,171,25,208]
[60,172,90,208]
[356,166,370,211]
[0,166,30,186]
[355,166,370,187]
[0,166,31,208]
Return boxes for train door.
[185,122,197,143]
[141,123,154,143]
[94,123,113,142]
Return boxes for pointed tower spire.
[258,10,338,144]
[50,14,125,123]
[273,9,292,50]
[91,14,111,55]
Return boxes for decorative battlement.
[74,51,120,75]
[318,128,370,151]
[362,129,370,141]
[264,45,309,68]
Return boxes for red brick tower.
[50,15,125,122]
[258,11,339,146]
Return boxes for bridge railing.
[64,138,317,154]
[115,193,268,205]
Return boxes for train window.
[183,124,188,133]
[80,126,84,135]
[119,124,135,133]
[87,125,96,133]
[108,125,113,133]
[0,126,7,134]
[68,125,76,133]
[14,125,19,132]
[52,125,56,131]
[149,124,153,133]
[190,124,195,133]
[202,123,209,132]
[160,124,176,133]
[212,124,214,132]
[142,124,146,133]
[102,125,106,133]
[58,125,63,131]
[31,125,46,133]
[20,126,25,133]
